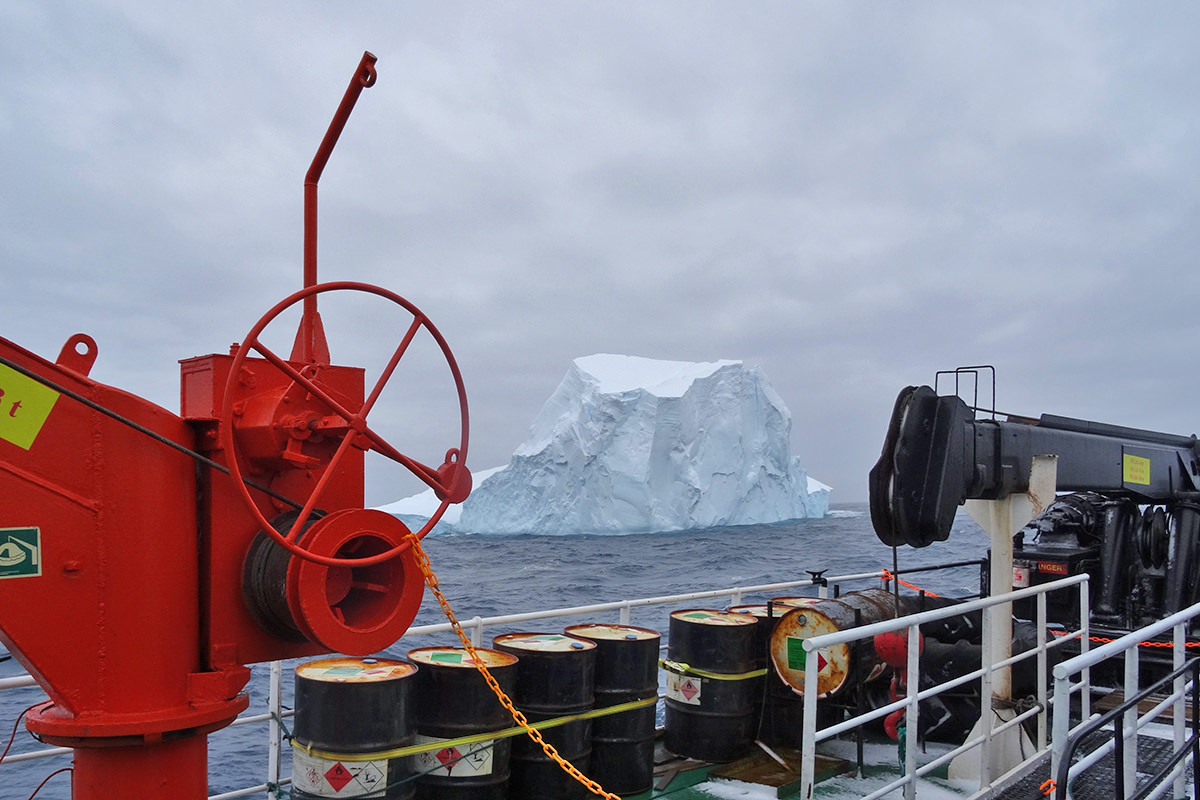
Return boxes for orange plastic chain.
[1048,628,1200,648]
[880,569,942,598]
[404,534,619,800]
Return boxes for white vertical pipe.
[903,622,920,800]
[1037,591,1048,750]
[1079,580,1091,722]
[800,642,819,800]
[1123,646,1139,798]
[268,660,282,794]
[1173,621,1186,800]
[1050,665,1071,794]
[978,584,994,791]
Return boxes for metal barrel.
[729,602,837,749]
[769,589,903,697]
[664,609,759,763]
[406,647,519,800]
[291,657,417,800]
[563,623,661,796]
[492,633,596,800]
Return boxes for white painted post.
[904,622,920,800]
[1174,621,1186,800]
[1037,590,1048,750]
[1123,646,1139,798]
[953,454,1057,784]
[268,660,282,795]
[1050,665,1071,795]
[800,642,820,800]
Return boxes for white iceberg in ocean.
[380,354,830,534]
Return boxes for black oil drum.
[493,633,597,800]
[406,647,519,800]
[291,657,417,800]
[664,609,759,762]
[564,623,661,796]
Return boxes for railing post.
[1079,579,1091,721]
[904,622,920,800]
[800,641,819,800]
[1173,621,1186,800]
[978,585,994,791]
[1050,663,1071,798]
[619,602,631,626]
[470,616,483,648]
[1037,590,1048,750]
[268,660,283,795]
[1123,645,1139,798]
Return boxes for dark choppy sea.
[1,504,991,799]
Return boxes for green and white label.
[0,528,41,579]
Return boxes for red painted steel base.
[72,736,208,800]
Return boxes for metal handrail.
[1050,599,1200,800]
[0,567,893,797]
[1053,657,1200,800]
[796,574,1091,800]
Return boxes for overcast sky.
[3,2,1198,506]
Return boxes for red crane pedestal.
[0,333,250,799]
[0,53,471,799]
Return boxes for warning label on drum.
[413,735,495,776]
[292,749,388,798]
[665,671,702,705]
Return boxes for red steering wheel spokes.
[220,281,470,567]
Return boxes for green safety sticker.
[431,651,465,664]
[0,528,41,579]
[787,637,806,671]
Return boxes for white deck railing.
[796,574,1091,800]
[1050,599,1200,800]
[5,570,879,799]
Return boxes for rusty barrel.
[492,633,596,800]
[291,657,417,800]
[564,623,660,796]
[406,647,519,800]
[664,609,759,762]
[769,589,903,697]
[730,599,833,748]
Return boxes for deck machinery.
[0,53,469,799]
[870,368,1200,649]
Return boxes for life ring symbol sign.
[0,528,40,579]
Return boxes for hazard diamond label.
[414,735,496,777]
[324,763,353,793]
[292,749,388,797]
[665,671,703,705]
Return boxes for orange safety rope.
[1048,628,1200,648]
[880,569,942,598]
[404,533,619,800]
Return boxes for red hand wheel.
[220,281,470,568]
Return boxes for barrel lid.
[493,633,597,652]
[295,657,416,683]
[564,623,660,642]
[771,596,821,608]
[670,609,757,626]
[407,647,518,669]
[728,604,769,617]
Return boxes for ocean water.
[0,505,992,799]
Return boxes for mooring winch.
[0,52,470,800]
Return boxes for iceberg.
[381,354,830,534]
